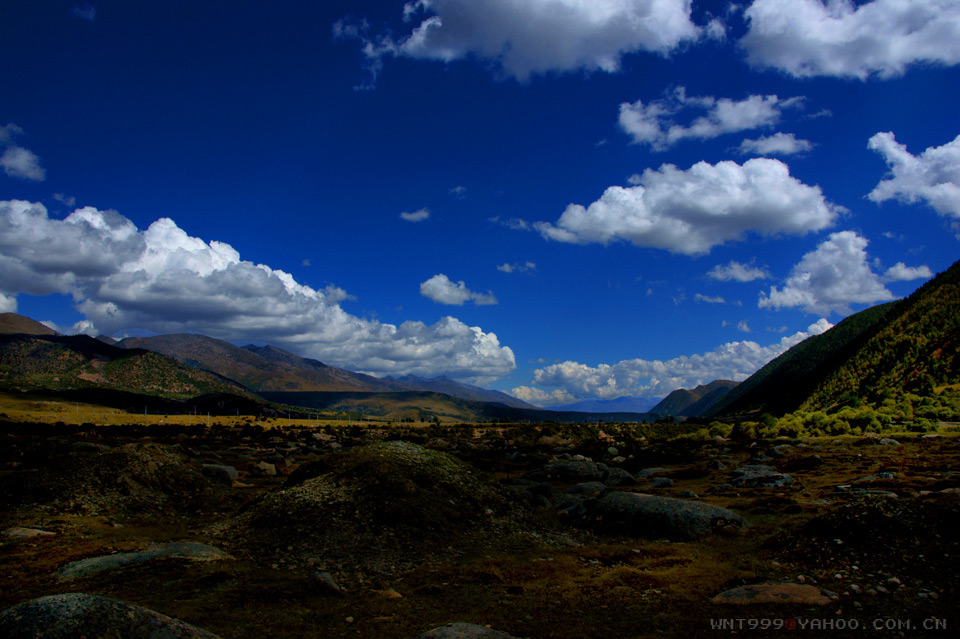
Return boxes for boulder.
[3,527,55,538]
[586,492,749,540]
[200,464,238,484]
[711,583,831,605]
[731,465,794,488]
[0,593,220,638]
[57,542,232,580]
[417,622,525,638]
[566,482,606,497]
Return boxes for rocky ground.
[0,421,958,638]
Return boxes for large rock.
[57,542,233,580]
[711,583,831,605]
[586,492,749,540]
[730,465,794,488]
[525,459,606,483]
[0,593,220,638]
[417,622,526,638]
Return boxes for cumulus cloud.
[524,318,833,400]
[336,0,703,86]
[536,158,840,256]
[759,231,914,315]
[867,131,960,220]
[509,385,577,407]
[420,273,498,306]
[737,320,751,333]
[400,207,431,222]
[741,0,960,79]
[737,132,814,156]
[497,261,536,274]
[883,262,933,282]
[708,260,772,282]
[0,293,16,313]
[0,200,516,383]
[0,124,45,182]
[619,87,804,150]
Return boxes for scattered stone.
[312,571,344,596]
[706,460,727,470]
[566,482,606,497]
[200,464,238,484]
[417,622,526,638]
[635,467,671,478]
[731,466,793,488]
[0,593,220,638]
[651,477,674,488]
[586,492,749,540]
[3,527,56,538]
[711,583,831,605]
[601,467,635,486]
[373,588,403,599]
[526,459,605,483]
[56,542,232,581]
[677,490,697,499]
[878,438,900,446]
[254,461,277,476]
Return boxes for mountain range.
[2,256,957,424]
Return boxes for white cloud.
[489,216,532,231]
[759,231,900,315]
[708,260,771,282]
[337,0,703,85]
[0,147,45,181]
[0,293,16,313]
[867,131,960,220]
[883,262,933,282]
[0,200,516,384]
[420,273,498,306]
[618,87,804,150]
[536,158,839,256]
[694,293,725,304]
[741,0,960,79]
[400,207,431,222]
[0,123,45,182]
[737,320,751,333]
[449,185,467,198]
[53,193,77,207]
[526,319,833,399]
[497,261,536,274]
[509,385,577,407]
[738,132,814,156]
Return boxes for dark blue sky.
[2,1,958,404]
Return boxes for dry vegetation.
[2,396,959,638]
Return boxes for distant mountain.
[263,390,657,424]
[384,374,536,409]
[0,313,58,336]
[0,333,254,400]
[708,258,960,418]
[547,396,662,414]
[120,334,405,393]
[649,380,739,417]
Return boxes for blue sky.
[1,1,958,405]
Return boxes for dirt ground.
[1,419,958,638]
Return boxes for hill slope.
[706,303,897,418]
[120,335,405,393]
[801,259,960,411]
[709,258,960,418]
[0,313,58,336]
[0,333,254,401]
[384,374,536,409]
[649,380,738,417]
